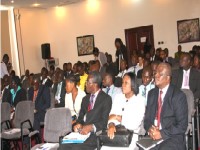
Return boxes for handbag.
[97,125,133,148]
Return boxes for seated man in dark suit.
[159,49,175,66]
[28,78,51,132]
[59,71,112,150]
[172,52,200,99]
[144,63,188,150]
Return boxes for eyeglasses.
[154,72,170,77]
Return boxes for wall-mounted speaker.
[41,43,51,59]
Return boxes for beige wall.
[16,0,200,74]
[14,8,49,74]
[1,10,11,59]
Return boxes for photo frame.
[177,18,200,43]
[76,35,95,56]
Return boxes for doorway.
[125,25,154,67]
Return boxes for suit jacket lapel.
[92,91,102,110]
[179,69,183,87]
[161,85,173,118]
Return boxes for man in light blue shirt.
[102,72,122,103]
[139,66,155,105]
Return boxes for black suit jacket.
[41,78,53,88]
[28,85,50,113]
[5,87,27,107]
[172,68,200,99]
[144,84,188,149]
[52,81,66,107]
[77,90,112,132]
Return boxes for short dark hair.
[124,72,139,95]
[93,47,99,54]
[65,74,80,86]
[89,71,102,87]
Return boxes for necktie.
[142,86,146,97]
[157,90,163,128]
[106,87,110,94]
[33,90,38,102]
[184,71,189,86]
[88,94,95,111]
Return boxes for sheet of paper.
[36,143,57,150]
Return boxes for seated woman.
[5,76,27,110]
[65,75,86,124]
[101,72,145,150]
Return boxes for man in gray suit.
[144,63,188,150]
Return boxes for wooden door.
[125,25,154,67]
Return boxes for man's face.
[154,65,170,89]
[120,61,127,71]
[142,71,152,86]
[67,64,72,71]
[77,66,84,76]
[86,75,95,93]
[102,74,111,87]
[41,71,47,80]
[159,51,166,60]
[131,55,138,66]
[180,55,191,69]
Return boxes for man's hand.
[109,114,122,122]
[107,123,116,139]
[148,125,162,140]
[80,124,93,135]
[73,123,83,132]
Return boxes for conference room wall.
[15,0,200,74]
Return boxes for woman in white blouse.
[65,75,86,122]
[101,72,146,150]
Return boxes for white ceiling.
[1,0,85,8]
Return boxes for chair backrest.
[1,102,11,123]
[181,89,194,123]
[44,108,72,142]
[13,101,35,128]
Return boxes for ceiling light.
[32,3,40,7]
[11,0,14,3]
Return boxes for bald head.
[155,63,171,89]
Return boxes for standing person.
[59,71,112,150]
[65,75,86,123]
[93,47,107,68]
[174,45,182,60]
[28,78,51,132]
[144,63,188,150]
[193,54,200,71]
[1,54,9,79]
[115,38,128,71]
[102,72,145,150]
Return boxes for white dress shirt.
[65,87,86,117]
[0,62,9,79]
[181,68,190,89]
[117,69,127,78]
[127,63,143,76]
[55,81,63,103]
[102,84,122,103]
[103,93,145,150]
[154,84,169,129]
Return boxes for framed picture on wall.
[76,35,95,56]
[177,18,200,43]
